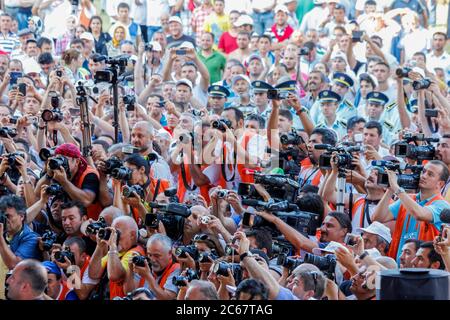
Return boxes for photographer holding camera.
[0,195,41,271]
[35,143,103,220]
[88,216,145,299]
[124,234,180,300]
[372,160,450,262]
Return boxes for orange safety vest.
[75,165,103,220]
[138,260,180,288]
[131,177,170,225]
[351,197,368,229]
[236,131,262,184]
[177,162,211,204]
[300,166,322,187]
[109,246,146,299]
[388,194,442,260]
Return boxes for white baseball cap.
[179,41,195,49]
[80,32,95,42]
[149,41,162,52]
[312,241,349,255]
[274,4,289,14]
[176,78,193,90]
[234,15,254,27]
[168,16,182,25]
[357,221,392,243]
[23,57,42,74]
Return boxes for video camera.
[394,133,437,161]
[93,55,129,84]
[372,160,423,190]
[145,202,191,240]
[316,144,363,170]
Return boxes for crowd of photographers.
[0,0,450,301]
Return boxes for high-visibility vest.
[138,260,180,289]
[177,162,212,204]
[236,131,262,184]
[75,166,103,220]
[388,194,442,260]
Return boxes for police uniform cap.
[319,90,341,103]
[367,91,389,106]
[333,72,354,88]
[208,85,230,98]
[274,79,297,91]
[251,80,274,93]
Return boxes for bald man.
[185,280,219,300]
[7,259,48,300]
[88,216,146,299]
[130,121,173,185]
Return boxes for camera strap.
[179,153,198,191]
[221,147,236,182]
[153,179,161,202]
[363,198,373,226]
[300,167,319,188]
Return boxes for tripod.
[336,168,347,213]
[76,83,92,158]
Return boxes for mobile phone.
[175,49,186,55]
[56,70,62,77]
[344,233,358,246]
[352,31,363,42]
[242,212,252,227]
[18,83,27,96]
[10,72,22,86]
[9,116,19,124]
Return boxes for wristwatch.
[359,251,369,261]
[296,107,308,115]
[239,251,253,261]
[394,187,406,197]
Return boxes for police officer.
[315,90,347,140]
[207,85,230,116]
[366,91,396,145]
[251,80,273,123]
[310,72,357,125]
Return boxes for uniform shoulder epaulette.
[383,120,394,130]
[385,102,397,111]
[337,119,347,128]
[343,99,355,108]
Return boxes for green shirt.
[198,50,226,84]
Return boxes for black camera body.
[280,131,304,145]
[39,147,56,162]
[396,67,411,78]
[123,95,136,111]
[111,166,133,181]
[103,157,123,175]
[0,127,17,138]
[144,43,153,51]
[412,78,432,90]
[213,262,243,283]
[6,152,25,167]
[277,254,302,270]
[198,251,217,263]
[46,184,65,197]
[122,185,145,198]
[373,160,423,190]
[253,173,300,202]
[54,250,75,264]
[175,245,199,260]
[172,269,198,287]
[41,230,58,251]
[85,217,107,236]
[93,55,129,84]
[315,144,362,170]
[132,254,150,267]
[212,119,232,132]
[42,97,63,122]
[0,213,6,225]
[394,143,436,161]
[148,202,192,218]
[97,228,121,243]
[267,89,290,100]
[303,253,337,280]
[48,155,70,177]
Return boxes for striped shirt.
[0,32,20,54]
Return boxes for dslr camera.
[110,166,133,181]
[42,92,63,122]
[39,147,56,162]
[45,184,65,197]
[102,157,123,175]
[122,185,145,198]
[123,95,136,111]
[85,216,107,236]
[54,249,75,264]
[277,254,303,270]
[174,245,199,260]
[395,67,412,78]
[212,119,232,132]
[41,230,58,251]
[0,127,17,138]
[412,78,432,90]
[131,254,150,267]
[172,269,199,287]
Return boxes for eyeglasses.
[194,234,209,242]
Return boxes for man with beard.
[300,70,327,110]
[228,32,252,63]
[323,161,391,230]
[88,216,145,299]
[298,127,337,188]
[373,160,450,262]
[129,121,173,184]
[125,234,180,300]
[399,239,422,268]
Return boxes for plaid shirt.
[191,6,212,46]
[55,32,73,56]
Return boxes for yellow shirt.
[0,257,7,300]
[203,13,230,44]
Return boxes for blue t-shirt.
[389,192,450,262]
[275,286,299,300]
[8,224,41,260]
